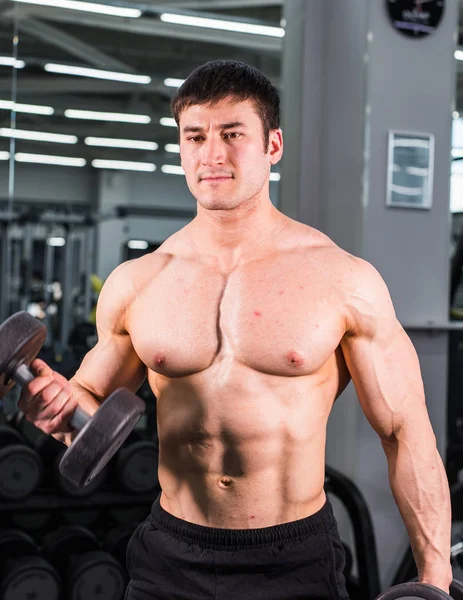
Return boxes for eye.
[224,132,241,140]
[187,136,204,143]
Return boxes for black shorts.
[125,495,349,600]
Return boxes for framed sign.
[385,0,445,38]
[387,131,434,209]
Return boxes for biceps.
[72,333,146,400]
[341,327,426,439]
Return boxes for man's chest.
[128,258,347,378]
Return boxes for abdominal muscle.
[152,361,334,529]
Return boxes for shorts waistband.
[149,495,335,550]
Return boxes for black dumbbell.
[12,412,108,497]
[43,525,128,600]
[0,424,43,500]
[0,529,61,600]
[375,579,463,600]
[0,311,145,487]
[115,432,160,495]
[36,433,108,497]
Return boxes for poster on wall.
[386,131,434,209]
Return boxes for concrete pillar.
[280,0,458,587]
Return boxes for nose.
[201,136,225,166]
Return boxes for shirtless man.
[19,60,451,599]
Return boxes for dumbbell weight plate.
[36,436,107,497]
[0,311,47,398]
[43,525,98,575]
[375,582,452,599]
[116,440,159,494]
[59,388,145,487]
[0,424,24,446]
[0,530,61,600]
[69,550,127,600]
[0,528,37,558]
[451,579,463,600]
[1,556,61,600]
[0,424,43,500]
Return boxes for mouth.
[199,175,233,182]
[201,177,232,182]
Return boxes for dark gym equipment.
[376,579,463,600]
[0,424,43,500]
[115,433,159,494]
[0,529,61,600]
[36,434,107,497]
[375,582,452,600]
[43,524,127,600]
[325,465,381,599]
[105,524,137,569]
[11,412,108,497]
[0,310,146,487]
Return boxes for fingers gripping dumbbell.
[0,311,145,487]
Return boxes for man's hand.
[18,358,79,435]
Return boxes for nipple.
[154,352,166,367]
[286,351,304,367]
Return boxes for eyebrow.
[182,121,246,134]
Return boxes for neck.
[189,196,285,268]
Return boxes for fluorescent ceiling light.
[270,172,280,181]
[65,109,151,124]
[12,0,141,17]
[406,167,428,177]
[85,137,158,150]
[92,159,156,172]
[47,237,66,247]
[15,152,86,167]
[390,184,423,197]
[44,63,151,84]
[160,117,177,128]
[456,50,463,61]
[0,128,77,144]
[160,13,285,37]
[0,57,25,69]
[164,78,185,88]
[128,240,149,250]
[0,100,54,115]
[161,164,184,175]
[0,151,10,160]
[165,143,180,153]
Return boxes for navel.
[286,351,305,367]
[218,477,233,489]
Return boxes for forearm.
[382,433,452,591]
[52,378,102,447]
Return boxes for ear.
[268,129,283,165]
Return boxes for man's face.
[178,97,282,211]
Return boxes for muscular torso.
[126,221,352,528]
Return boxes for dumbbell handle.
[14,363,90,431]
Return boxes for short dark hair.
[170,60,280,150]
